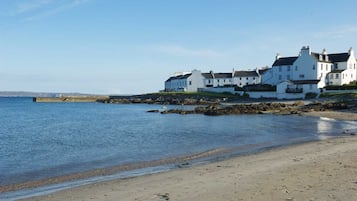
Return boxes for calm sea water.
[0,97,356,199]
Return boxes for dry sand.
[21,135,357,201]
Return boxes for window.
[189,81,192,85]
[287,75,290,80]
[279,66,282,72]
[326,64,328,71]
[239,83,242,86]
[208,79,211,84]
[287,66,291,71]
[295,66,298,71]
[321,64,323,70]
[278,75,282,80]
[246,77,249,80]
[313,65,315,70]
[253,77,256,80]
[330,74,333,79]
[335,74,339,79]
[239,77,242,80]
[299,74,305,78]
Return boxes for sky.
[1,0,357,94]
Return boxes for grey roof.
[258,68,270,75]
[201,72,232,79]
[214,73,232,78]
[311,52,350,63]
[330,69,345,73]
[291,80,320,85]
[234,71,258,77]
[328,53,350,62]
[202,73,213,79]
[311,53,332,63]
[272,57,298,66]
[165,73,192,82]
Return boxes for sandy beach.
[21,121,357,201]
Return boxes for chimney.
[301,46,311,56]
[349,47,354,56]
[275,53,281,60]
[321,48,329,61]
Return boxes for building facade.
[165,46,357,97]
[264,46,357,88]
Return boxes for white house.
[164,70,205,92]
[202,71,233,87]
[233,70,260,87]
[164,46,357,98]
[277,80,320,99]
[264,46,357,88]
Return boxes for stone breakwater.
[158,102,353,116]
[101,94,227,105]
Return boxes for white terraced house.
[165,69,261,92]
[164,46,357,96]
[164,70,205,92]
[262,46,357,88]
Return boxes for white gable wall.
[293,48,317,81]
[187,70,205,92]
[261,69,275,85]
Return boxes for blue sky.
[1,0,357,94]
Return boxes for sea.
[0,97,356,200]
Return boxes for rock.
[147,110,159,113]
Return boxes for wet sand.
[303,110,357,121]
[21,134,357,201]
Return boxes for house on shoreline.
[164,46,357,99]
[165,69,261,93]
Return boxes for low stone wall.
[199,87,242,95]
[33,96,109,103]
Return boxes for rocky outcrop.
[99,93,239,105]
[160,101,356,116]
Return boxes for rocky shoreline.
[157,101,354,116]
[33,92,357,118]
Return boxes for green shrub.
[305,92,318,99]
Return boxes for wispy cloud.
[16,0,54,14]
[13,0,91,21]
[313,26,357,39]
[152,44,222,58]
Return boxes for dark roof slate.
[311,53,332,63]
[328,53,350,62]
[165,73,192,82]
[330,69,345,73]
[311,52,349,63]
[202,73,213,79]
[234,71,258,77]
[214,73,232,79]
[272,57,298,66]
[291,80,320,85]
